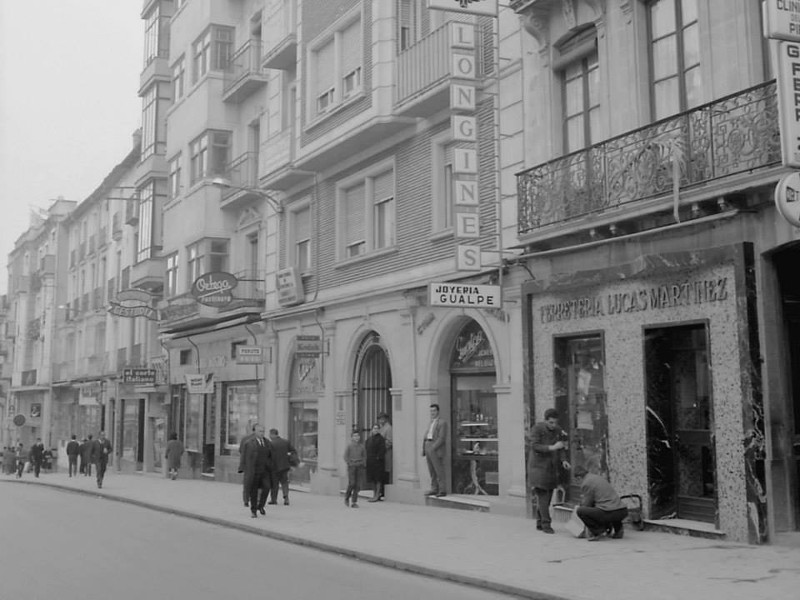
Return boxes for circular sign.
[775,172,800,227]
[13,414,25,427]
[191,271,237,307]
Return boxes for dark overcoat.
[268,435,296,473]
[365,433,386,484]
[527,421,567,490]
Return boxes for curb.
[4,478,572,600]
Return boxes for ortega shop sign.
[191,271,238,307]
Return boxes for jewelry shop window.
[553,334,607,502]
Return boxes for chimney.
[132,128,142,150]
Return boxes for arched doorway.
[353,332,392,442]
[449,319,498,496]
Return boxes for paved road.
[0,484,518,600]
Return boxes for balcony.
[220,152,262,210]
[260,129,314,191]
[223,40,268,103]
[159,292,221,334]
[262,0,297,71]
[39,254,55,275]
[395,23,485,117]
[125,199,139,225]
[219,269,265,314]
[516,81,781,246]
[130,254,164,291]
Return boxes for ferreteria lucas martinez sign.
[539,277,730,324]
[430,283,501,308]
[191,271,237,307]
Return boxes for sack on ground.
[565,506,586,538]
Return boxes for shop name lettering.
[195,276,232,294]
[540,278,729,323]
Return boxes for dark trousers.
[577,506,629,536]
[33,459,42,478]
[68,456,78,477]
[345,465,363,503]
[96,459,108,486]
[249,471,270,511]
[16,460,24,478]
[533,487,555,527]
[270,469,290,503]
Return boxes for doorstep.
[425,493,490,512]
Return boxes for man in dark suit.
[30,438,45,478]
[89,431,113,489]
[238,423,258,507]
[241,424,272,518]
[80,435,93,476]
[66,434,80,477]
[268,428,296,506]
[422,403,447,497]
[528,408,570,534]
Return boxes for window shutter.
[344,183,366,246]
[341,20,362,76]
[316,39,335,93]
[295,206,310,240]
[372,170,394,202]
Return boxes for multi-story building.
[509,0,798,544]
[0,294,13,448]
[7,199,75,451]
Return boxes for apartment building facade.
[509,0,798,544]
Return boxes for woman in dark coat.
[165,432,184,480]
[365,424,386,502]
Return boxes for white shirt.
[426,418,438,441]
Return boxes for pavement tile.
[4,470,800,600]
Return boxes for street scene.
[2,1,800,599]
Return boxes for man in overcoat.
[30,438,45,477]
[238,423,258,507]
[89,431,113,489]
[528,408,571,534]
[241,424,273,518]
[66,435,80,477]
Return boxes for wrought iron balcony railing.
[223,39,268,102]
[516,81,780,236]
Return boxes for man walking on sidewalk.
[30,438,45,477]
[66,435,80,477]
[241,424,272,518]
[89,431,113,489]
[238,423,258,507]
[422,404,447,498]
[268,428,295,506]
[528,408,570,534]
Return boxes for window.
[187,238,229,285]
[648,0,701,120]
[179,349,192,366]
[338,164,396,260]
[309,11,362,118]
[221,383,259,449]
[192,26,234,83]
[143,3,170,67]
[141,82,170,159]
[165,252,179,297]
[291,205,312,272]
[172,55,185,101]
[189,130,231,184]
[136,181,164,263]
[168,153,182,199]
[562,53,599,152]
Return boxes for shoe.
[536,523,543,531]
[377,497,384,502]
[244,501,249,507]
[351,503,359,508]
[251,512,258,518]
[587,533,602,542]
[97,482,102,489]
[284,499,290,506]
[267,501,277,505]
[612,528,624,539]
[541,526,555,534]
[259,507,266,515]
[344,498,350,507]
[368,497,380,503]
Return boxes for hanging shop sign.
[108,288,160,320]
[776,41,800,168]
[430,283,501,308]
[775,171,800,227]
[79,381,102,405]
[121,368,156,385]
[428,0,498,17]
[191,272,237,307]
[236,346,264,365]
[30,404,42,418]
[764,0,800,42]
[277,267,305,307]
[185,373,215,394]
[13,414,25,427]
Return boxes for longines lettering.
[540,278,730,323]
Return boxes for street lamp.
[211,177,283,214]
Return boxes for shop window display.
[553,334,607,502]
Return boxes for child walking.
[344,430,366,508]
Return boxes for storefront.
[522,242,764,543]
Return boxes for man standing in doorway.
[66,435,80,477]
[422,404,447,498]
[528,408,571,534]
[89,431,113,489]
[377,412,392,500]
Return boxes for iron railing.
[223,39,265,95]
[222,152,259,200]
[516,81,781,235]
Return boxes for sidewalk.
[4,470,799,600]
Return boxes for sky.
[0,1,143,295]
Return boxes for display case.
[452,380,498,495]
